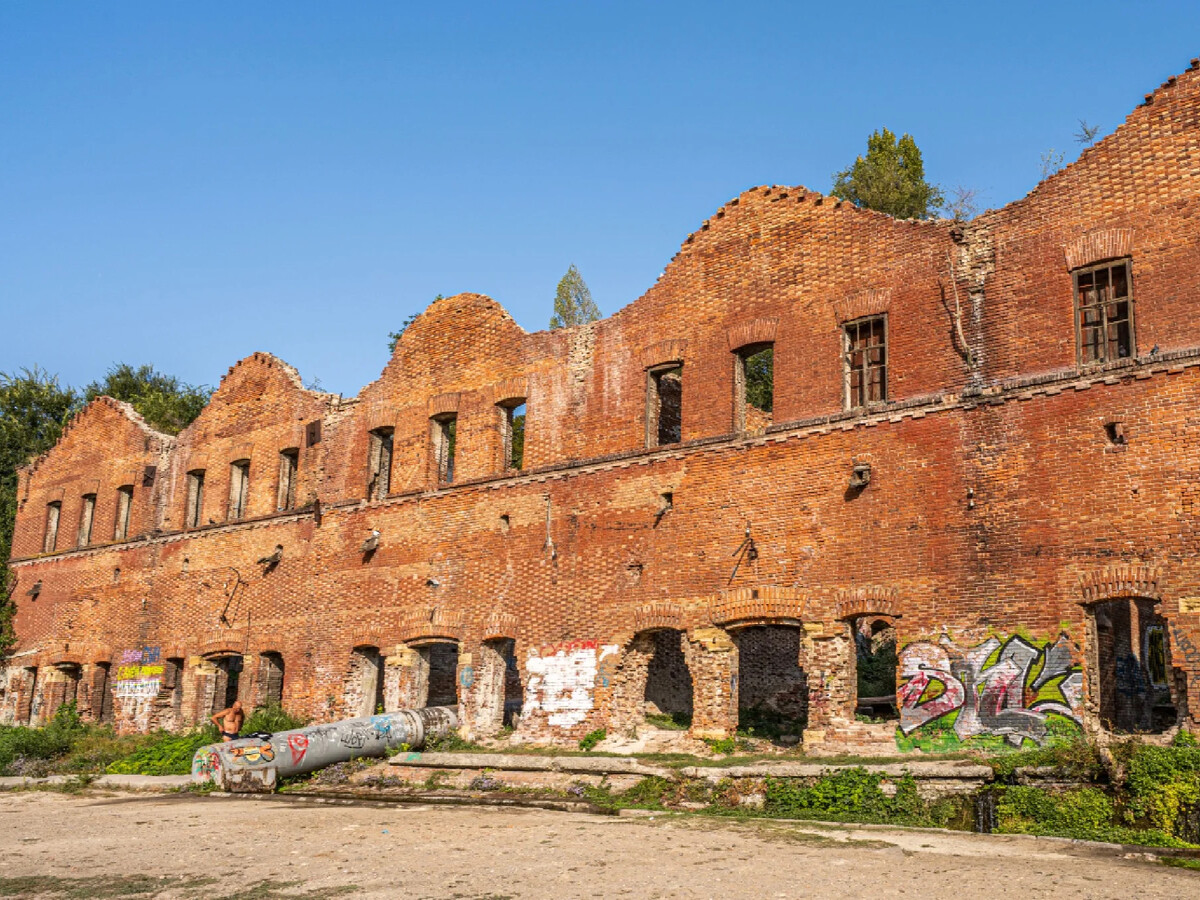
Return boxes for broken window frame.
[646,363,683,447]
[431,414,457,484]
[367,427,394,500]
[498,399,526,472]
[113,485,134,540]
[1074,258,1135,366]
[277,448,299,511]
[77,493,96,548]
[227,460,250,521]
[185,469,206,529]
[732,342,774,433]
[43,501,61,553]
[843,314,888,409]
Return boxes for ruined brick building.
[5,61,1200,752]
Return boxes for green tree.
[84,363,210,435]
[550,265,601,330]
[831,128,944,219]
[388,295,444,353]
[0,368,80,654]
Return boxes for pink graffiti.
[287,733,309,765]
[896,661,964,730]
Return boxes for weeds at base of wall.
[578,728,606,751]
[0,701,309,777]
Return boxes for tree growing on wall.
[550,265,601,330]
[831,128,944,220]
[84,363,210,435]
[0,368,80,654]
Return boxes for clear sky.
[3,2,1197,397]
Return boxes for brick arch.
[1063,228,1134,271]
[1078,565,1162,605]
[641,339,688,369]
[834,587,902,621]
[709,586,806,628]
[199,637,245,657]
[397,607,463,646]
[832,289,892,324]
[481,611,520,642]
[725,317,779,352]
[347,630,389,651]
[632,601,686,634]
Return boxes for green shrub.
[995,784,1186,847]
[0,703,86,774]
[1123,739,1200,839]
[106,728,219,776]
[578,728,606,751]
[242,704,308,734]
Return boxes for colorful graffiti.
[898,633,1082,747]
[229,742,275,765]
[114,646,163,700]
[524,640,619,728]
[192,747,220,779]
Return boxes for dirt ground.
[0,790,1196,899]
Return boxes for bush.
[0,702,86,775]
[106,728,219,776]
[762,768,942,826]
[1122,737,1200,840]
[995,784,1186,847]
[578,728,606,751]
[242,704,308,734]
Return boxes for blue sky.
[2,2,1197,397]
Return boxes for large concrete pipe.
[192,705,458,792]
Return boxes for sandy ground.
[0,790,1196,899]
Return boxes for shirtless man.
[210,700,245,742]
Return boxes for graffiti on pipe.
[897,632,1082,748]
[287,733,309,765]
[229,742,275,765]
[524,641,619,728]
[192,747,220,779]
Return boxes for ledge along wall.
[6,60,1200,753]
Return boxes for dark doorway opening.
[733,625,807,738]
[643,629,693,728]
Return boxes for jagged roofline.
[17,396,174,478]
[94,58,1200,409]
[983,56,1200,218]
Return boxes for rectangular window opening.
[432,415,457,484]
[43,501,61,553]
[77,494,96,548]
[501,401,526,471]
[843,315,888,409]
[647,365,683,447]
[1075,259,1134,365]
[277,448,299,511]
[734,344,774,433]
[367,427,394,500]
[227,460,250,521]
[113,485,133,540]
[186,470,206,529]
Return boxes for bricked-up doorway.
[91,662,114,723]
[1089,598,1179,733]
[257,652,284,707]
[476,638,522,733]
[422,642,460,707]
[347,647,386,718]
[644,630,694,727]
[853,618,898,720]
[732,625,807,737]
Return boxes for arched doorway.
[1088,598,1179,733]
[853,617,899,720]
[732,625,807,738]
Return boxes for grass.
[0,702,308,778]
[0,874,217,898]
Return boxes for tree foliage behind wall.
[2,363,210,656]
[84,363,211,436]
[831,128,944,220]
[0,369,80,653]
[550,265,601,330]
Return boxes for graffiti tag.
[287,734,309,765]
[898,633,1082,747]
[458,665,476,689]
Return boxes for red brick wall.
[6,60,1200,750]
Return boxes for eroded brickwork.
[7,62,1200,751]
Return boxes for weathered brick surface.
[5,62,1200,749]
